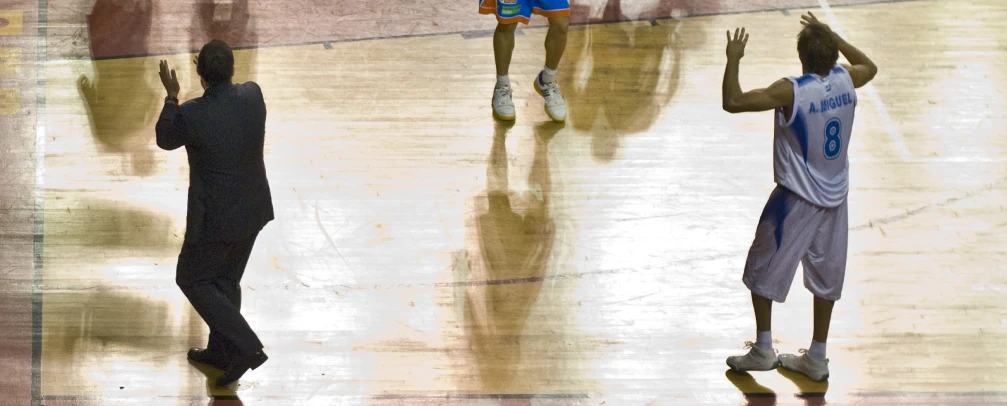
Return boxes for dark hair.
[797,24,838,75]
[197,40,234,86]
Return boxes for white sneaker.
[726,342,780,372]
[492,84,516,121]
[779,350,830,381]
[534,73,567,122]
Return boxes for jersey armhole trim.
[779,77,799,127]
[841,65,859,106]
[834,64,857,95]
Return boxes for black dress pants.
[176,230,263,360]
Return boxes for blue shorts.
[479,0,571,24]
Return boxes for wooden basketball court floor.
[2,0,1007,404]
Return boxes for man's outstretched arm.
[722,28,794,113]
[155,60,185,150]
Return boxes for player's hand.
[801,12,837,39]
[158,60,180,98]
[726,27,748,61]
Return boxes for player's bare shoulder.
[768,77,796,107]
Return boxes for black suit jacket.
[155,82,273,243]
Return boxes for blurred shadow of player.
[78,0,158,176]
[189,0,258,87]
[45,291,177,367]
[562,0,715,161]
[464,122,560,391]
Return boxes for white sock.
[541,66,557,83]
[497,75,510,86]
[755,331,772,350]
[808,340,826,361]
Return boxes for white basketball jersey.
[773,65,857,208]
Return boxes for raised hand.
[158,60,180,98]
[801,12,837,38]
[726,27,748,61]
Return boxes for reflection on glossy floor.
[5,0,1007,404]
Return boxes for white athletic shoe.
[779,350,830,381]
[534,73,567,122]
[726,342,780,372]
[492,84,516,121]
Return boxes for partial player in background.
[720,12,877,381]
[480,0,570,122]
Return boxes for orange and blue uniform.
[479,0,571,24]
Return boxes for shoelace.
[494,86,513,104]
[542,82,564,104]
[742,341,778,355]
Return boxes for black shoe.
[216,350,267,386]
[187,348,230,370]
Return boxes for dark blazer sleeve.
[155,101,186,150]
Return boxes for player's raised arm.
[802,12,877,88]
[722,28,794,114]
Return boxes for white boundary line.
[817,0,913,161]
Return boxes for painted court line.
[32,1,48,405]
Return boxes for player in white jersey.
[720,13,877,381]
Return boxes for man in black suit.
[156,40,271,386]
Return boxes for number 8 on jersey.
[824,118,842,160]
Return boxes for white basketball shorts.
[742,185,848,303]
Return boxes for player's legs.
[730,291,776,372]
[544,16,568,71]
[728,186,818,372]
[531,0,569,122]
[779,298,835,382]
[805,198,847,346]
[492,22,518,121]
[482,0,527,120]
[813,296,834,343]
[483,0,531,120]
[534,16,569,122]
[494,22,517,77]
[779,200,847,381]
[753,292,772,334]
